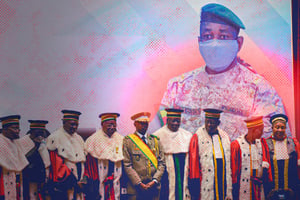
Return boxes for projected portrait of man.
[159,3,289,140]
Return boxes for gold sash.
[128,134,158,169]
[272,139,289,190]
[212,135,225,200]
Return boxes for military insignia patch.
[152,148,156,155]
[135,155,140,161]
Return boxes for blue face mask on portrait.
[199,39,239,72]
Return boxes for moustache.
[108,127,116,131]
[34,136,45,143]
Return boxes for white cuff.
[262,161,270,169]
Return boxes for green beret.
[201,3,245,30]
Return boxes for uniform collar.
[135,131,147,138]
[270,134,287,141]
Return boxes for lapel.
[147,134,153,148]
[147,135,159,157]
[128,133,158,169]
[134,132,148,145]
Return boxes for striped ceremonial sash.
[128,134,158,169]
[212,135,225,200]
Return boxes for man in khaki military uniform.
[123,112,165,200]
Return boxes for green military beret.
[201,3,245,30]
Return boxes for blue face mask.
[199,39,239,72]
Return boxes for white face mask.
[199,39,239,72]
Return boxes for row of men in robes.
[84,109,299,200]
[188,110,300,200]
[0,108,299,200]
[0,110,163,200]
[83,110,188,200]
[45,110,164,200]
[0,116,50,200]
[84,109,300,200]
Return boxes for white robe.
[195,126,232,200]
[47,127,86,200]
[85,129,124,200]
[0,134,34,200]
[236,135,265,200]
[153,126,192,200]
[47,127,86,180]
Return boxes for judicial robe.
[0,134,35,200]
[264,137,300,198]
[231,135,272,200]
[46,127,86,200]
[189,126,232,200]
[153,125,192,200]
[84,129,124,200]
[23,142,50,200]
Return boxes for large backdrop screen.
[0,0,294,137]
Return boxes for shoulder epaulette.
[238,57,257,74]
[150,134,160,140]
[125,133,136,139]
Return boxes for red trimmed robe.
[231,136,272,200]
[46,128,86,200]
[84,129,124,200]
[188,126,232,200]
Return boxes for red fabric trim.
[230,140,241,185]
[84,154,99,180]
[261,138,273,182]
[49,150,71,182]
[292,0,300,142]
[0,167,4,196]
[292,138,300,179]
[189,134,201,180]
[16,175,20,200]
[188,134,201,200]
[103,175,115,200]
[251,176,262,200]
